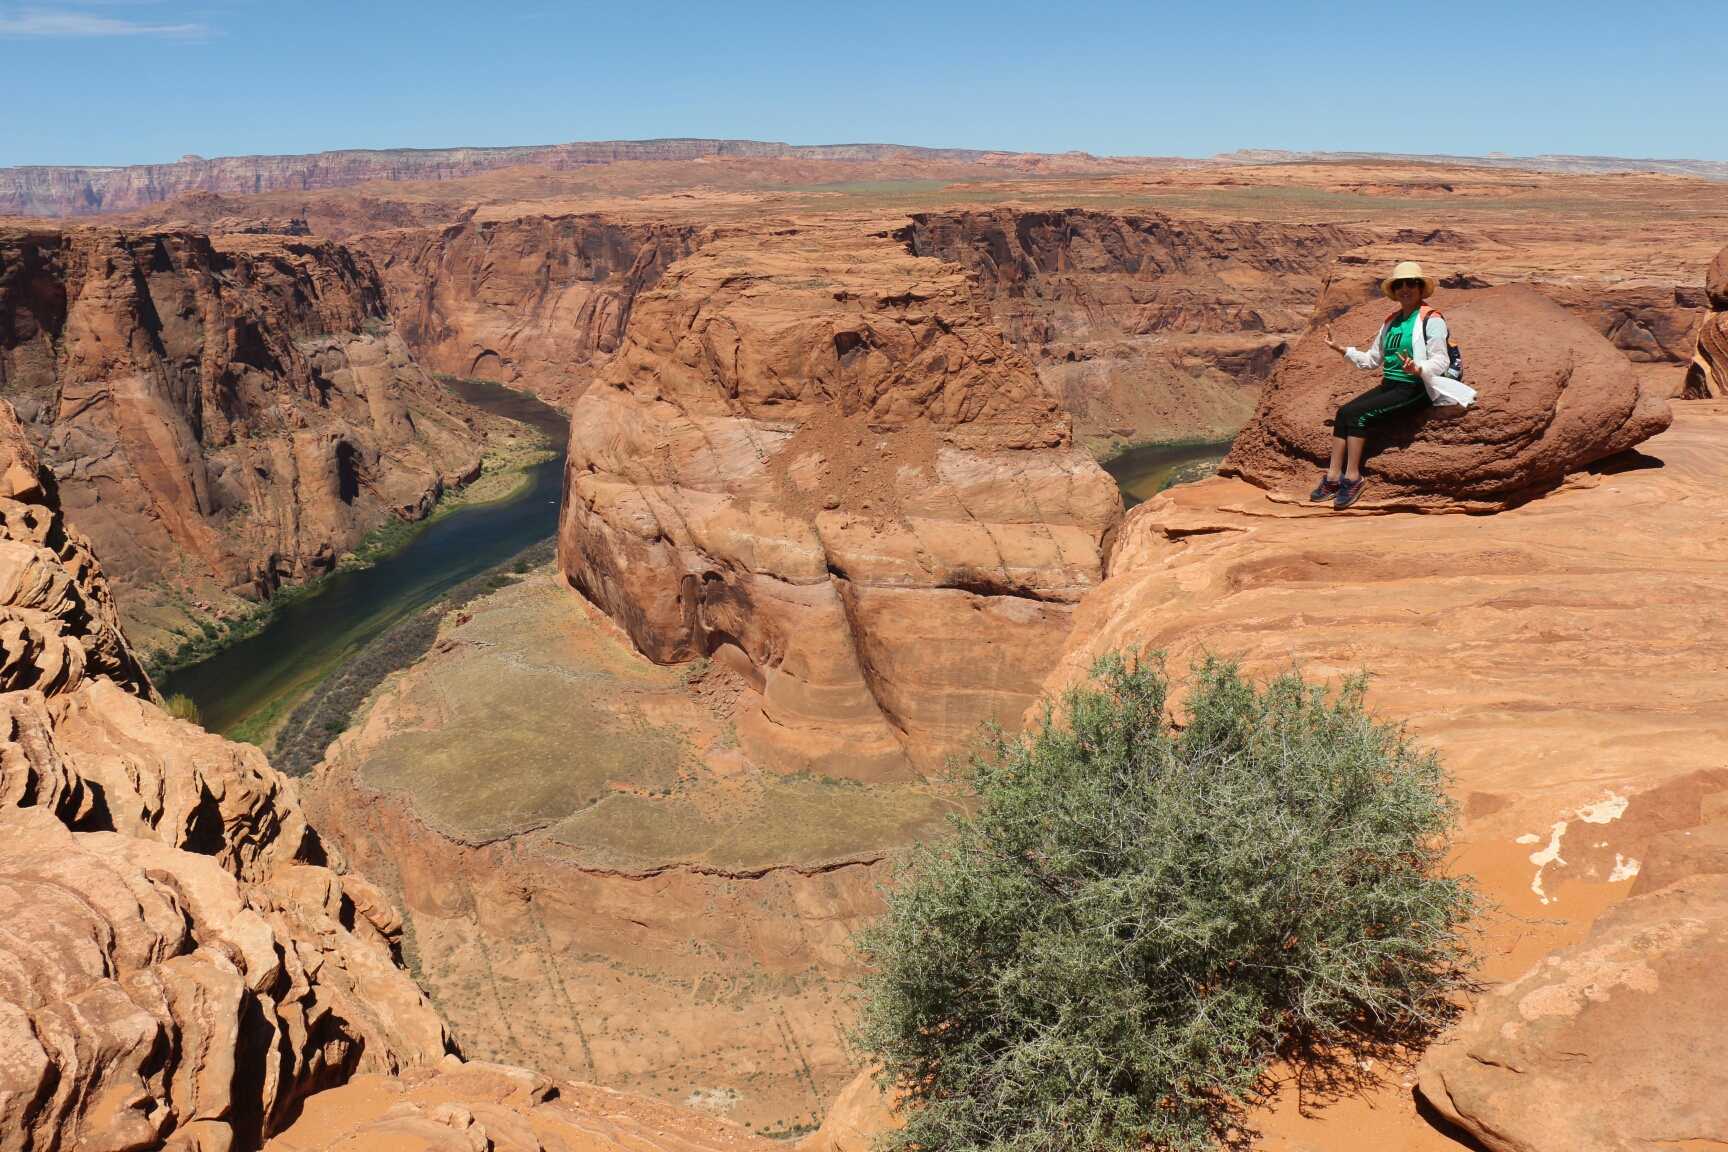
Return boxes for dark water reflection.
[1102,440,1236,509]
[161,380,569,735]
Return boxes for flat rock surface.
[267,1057,784,1152]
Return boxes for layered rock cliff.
[358,216,707,409]
[0,401,454,1150]
[559,225,1122,778]
[901,210,1375,449]
[0,224,489,652]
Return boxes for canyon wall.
[0,223,490,654]
[0,401,455,1150]
[358,216,708,409]
[901,210,1375,450]
[559,225,1121,779]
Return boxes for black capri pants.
[1333,377,1430,436]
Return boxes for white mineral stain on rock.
[1527,792,1631,904]
[1529,820,1569,904]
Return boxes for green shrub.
[852,651,1481,1152]
[163,694,203,726]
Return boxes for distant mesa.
[4,137,1727,218]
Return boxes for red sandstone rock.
[0,223,489,650]
[0,400,150,697]
[1685,243,1728,399]
[360,216,705,409]
[266,1058,788,1152]
[796,1069,901,1152]
[1416,872,1728,1150]
[1221,284,1672,510]
[1708,243,1728,311]
[0,393,452,1150]
[560,226,1120,777]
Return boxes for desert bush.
[163,693,203,726]
[852,651,1480,1152]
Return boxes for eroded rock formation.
[1221,283,1672,510]
[1684,241,1728,399]
[359,216,705,409]
[559,227,1121,778]
[0,397,454,1150]
[0,224,489,649]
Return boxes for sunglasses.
[1390,279,1422,291]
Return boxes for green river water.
[160,380,570,736]
[1102,439,1236,508]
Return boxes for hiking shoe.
[1334,477,1366,510]
[1309,476,1341,502]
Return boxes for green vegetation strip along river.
[1102,439,1236,508]
[161,380,570,737]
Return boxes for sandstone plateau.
[89,160,1721,459]
[0,223,497,655]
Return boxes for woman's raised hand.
[1324,325,1348,356]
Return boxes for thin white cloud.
[0,8,208,37]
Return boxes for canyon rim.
[1,138,1724,1152]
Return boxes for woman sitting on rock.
[1314,261,1477,508]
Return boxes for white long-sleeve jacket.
[1345,311,1477,407]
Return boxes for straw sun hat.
[1381,261,1437,300]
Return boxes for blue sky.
[4,0,1725,168]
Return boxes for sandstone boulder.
[560,227,1121,777]
[1417,872,1728,1151]
[1221,284,1672,510]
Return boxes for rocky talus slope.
[0,224,492,653]
[1222,282,1673,509]
[560,225,1121,778]
[1038,400,1728,1150]
[0,399,456,1150]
